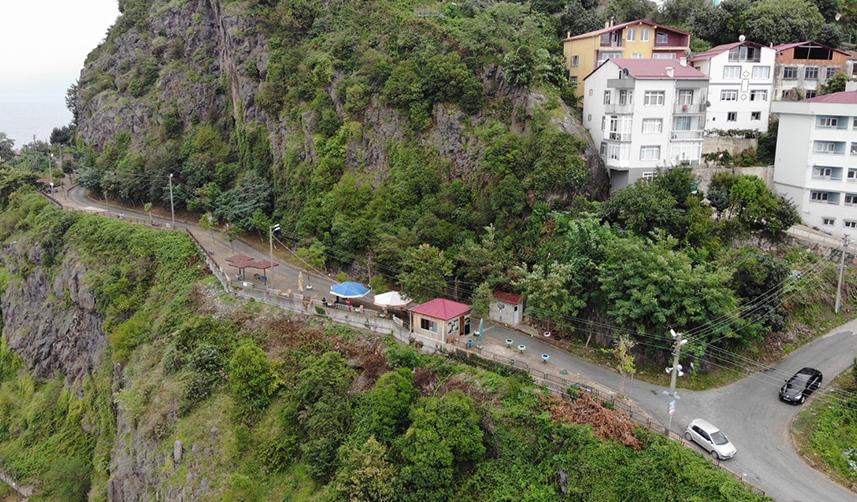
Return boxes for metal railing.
[670,130,704,140]
[608,131,632,142]
[605,103,634,114]
[674,103,706,114]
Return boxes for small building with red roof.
[490,291,523,325]
[408,298,471,344]
[771,91,857,237]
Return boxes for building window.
[642,171,656,181]
[644,91,665,105]
[751,66,770,79]
[826,67,837,79]
[600,141,607,155]
[603,90,611,104]
[814,141,842,153]
[727,112,737,122]
[640,145,661,161]
[677,89,694,104]
[846,221,857,229]
[720,90,738,101]
[656,32,669,44]
[653,52,675,59]
[632,52,643,59]
[783,66,798,79]
[570,76,578,85]
[420,318,437,333]
[618,89,632,105]
[642,118,663,133]
[806,90,817,98]
[627,28,635,41]
[817,116,839,128]
[751,111,761,120]
[811,191,830,202]
[815,166,834,178]
[845,193,857,205]
[823,217,835,226]
[572,55,579,67]
[750,90,767,101]
[589,89,593,96]
[641,29,649,42]
[587,113,592,122]
[805,66,819,80]
[852,143,857,155]
[723,66,741,79]
[728,45,760,62]
[674,116,691,130]
[848,168,857,180]
[853,118,857,128]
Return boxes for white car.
[684,418,737,460]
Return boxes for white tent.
[373,291,412,308]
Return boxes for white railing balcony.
[671,130,704,140]
[605,103,634,114]
[674,103,706,114]
[607,132,632,142]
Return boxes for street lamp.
[268,223,281,290]
[168,173,175,228]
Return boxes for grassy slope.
[0,193,765,501]
[792,365,857,493]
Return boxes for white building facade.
[690,41,775,133]
[583,59,708,191]
[771,91,857,237]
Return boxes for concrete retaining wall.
[702,137,758,156]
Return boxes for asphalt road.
[55,187,857,501]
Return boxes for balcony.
[674,103,706,114]
[605,103,634,114]
[671,130,704,141]
[607,132,632,142]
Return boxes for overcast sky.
[0,0,119,146]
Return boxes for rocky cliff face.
[0,240,105,385]
[75,0,608,197]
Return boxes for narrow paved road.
[55,187,857,501]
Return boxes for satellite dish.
[738,34,746,42]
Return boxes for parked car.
[684,418,737,460]
[779,367,823,404]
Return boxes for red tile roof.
[803,91,857,104]
[689,41,764,62]
[773,40,851,56]
[608,59,707,80]
[409,298,471,321]
[566,19,688,41]
[493,291,522,305]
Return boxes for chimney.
[567,31,571,39]
[679,57,687,67]
[665,66,675,78]
[605,20,610,29]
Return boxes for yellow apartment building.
[563,19,691,97]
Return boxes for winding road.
[53,186,857,501]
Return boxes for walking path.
[51,187,857,501]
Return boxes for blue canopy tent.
[330,281,371,299]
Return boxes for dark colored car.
[779,367,823,404]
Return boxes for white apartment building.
[771,91,857,236]
[690,40,775,133]
[583,58,708,192]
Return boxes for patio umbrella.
[330,281,371,299]
[373,291,412,308]
[477,318,484,346]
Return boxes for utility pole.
[269,223,280,290]
[665,329,686,432]
[835,235,849,313]
[168,173,175,228]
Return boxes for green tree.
[820,72,849,95]
[398,244,453,302]
[143,202,153,225]
[334,437,397,502]
[470,282,494,318]
[605,0,657,22]
[738,0,825,44]
[228,339,279,419]
[352,368,416,444]
[598,236,739,350]
[199,211,217,240]
[614,335,636,398]
[600,181,681,237]
[0,132,14,162]
[396,391,485,502]
[513,261,585,331]
[455,225,510,287]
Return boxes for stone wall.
[702,136,758,156]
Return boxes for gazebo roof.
[226,254,278,270]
